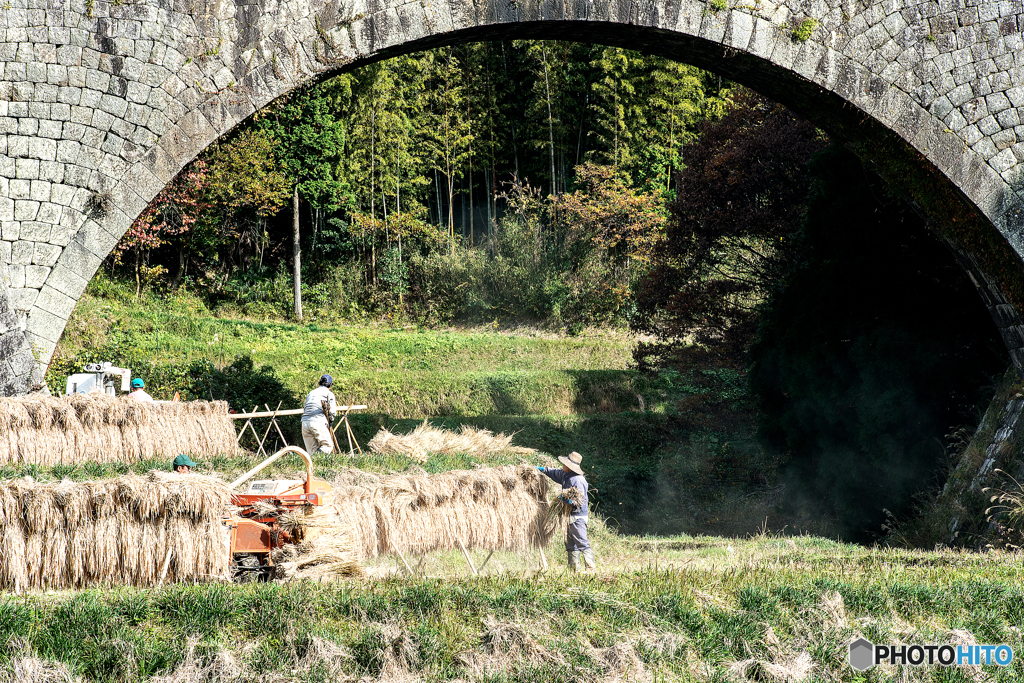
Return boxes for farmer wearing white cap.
[127,377,153,402]
[538,451,595,571]
[301,374,338,455]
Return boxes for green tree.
[259,80,350,319]
[203,128,290,275]
[423,49,474,251]
[114,161,209,296]
[590,48,641,173]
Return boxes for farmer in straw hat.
[172,454,197,473]
[301,374,338,455]
[538,451,595,572]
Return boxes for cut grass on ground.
[1,533,1022,682]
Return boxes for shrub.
[792,18,818,41]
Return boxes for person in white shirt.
[127,377,154,402]
[301,374,337,454]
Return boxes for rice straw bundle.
[330,465,556,559]
[268,490,365,580]
[368,421,537,462]
[545,485,583,525]
[271,533,365,580]
[0,395,239,466]
[0,471,232,591]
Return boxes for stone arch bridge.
[3,0,1024,393]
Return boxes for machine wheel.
[232,553,269,583]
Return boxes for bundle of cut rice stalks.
[368,421,536,462]
[545,485,584,526]
[332,465,556,559]
[269,493,364,580]
[0,471,231,591]
[0,394,238,466]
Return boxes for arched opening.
[40,36,1014,542]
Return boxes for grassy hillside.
[49,282,665,417]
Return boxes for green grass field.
[3,534,1022,682]
[50,285,669,417]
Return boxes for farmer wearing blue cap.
[538,451,595,572]
[127,377,153,402]
[172,454,197,473]
[301,374,338,454]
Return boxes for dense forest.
[112,41,729,328]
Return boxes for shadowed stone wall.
[3,0,1024,392]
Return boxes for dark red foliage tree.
[631,90,827,369]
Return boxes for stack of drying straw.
[0,394,238,465]
[0,471,232,591]
[368,421,537,462]
[270,465,556,578]
[331,465,556,559]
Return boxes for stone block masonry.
[3,0,1024,393]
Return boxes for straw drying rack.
[231,402,367,456]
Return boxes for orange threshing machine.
[226,446,332,580]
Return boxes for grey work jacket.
[539,468,589,520]
[302,386,338,423]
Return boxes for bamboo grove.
[110,42,730,327]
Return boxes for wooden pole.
[229,406,367,419]
[345,417,363,454]
[247,405,268,457]
[235,418,253,443]
[395,550,415,576]
[344,398,362,454]
[321,400,342,453]
[456,538,479,576]
[334,403,355,454]
[258,402,282,452]
[265,403,289,447]
[478,550,494,573]
[538,547,548,571]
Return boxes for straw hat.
[557,451,585,475]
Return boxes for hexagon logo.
[849,638,875,671]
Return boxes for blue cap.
[319,374,333,387]
[131,378,145,388]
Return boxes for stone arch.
[4,0,1024,393]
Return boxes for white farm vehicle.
[64,362,133,396]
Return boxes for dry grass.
[368,421,536,462]
[460,617,564,679]
[148,638,242,683]
[333,465,556,559]
[546,485,583,525]
[271,493,365,580]
[0,394,238,466]
[0,471,231,591]
[0,645,80,683]
[593,641,652,683]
